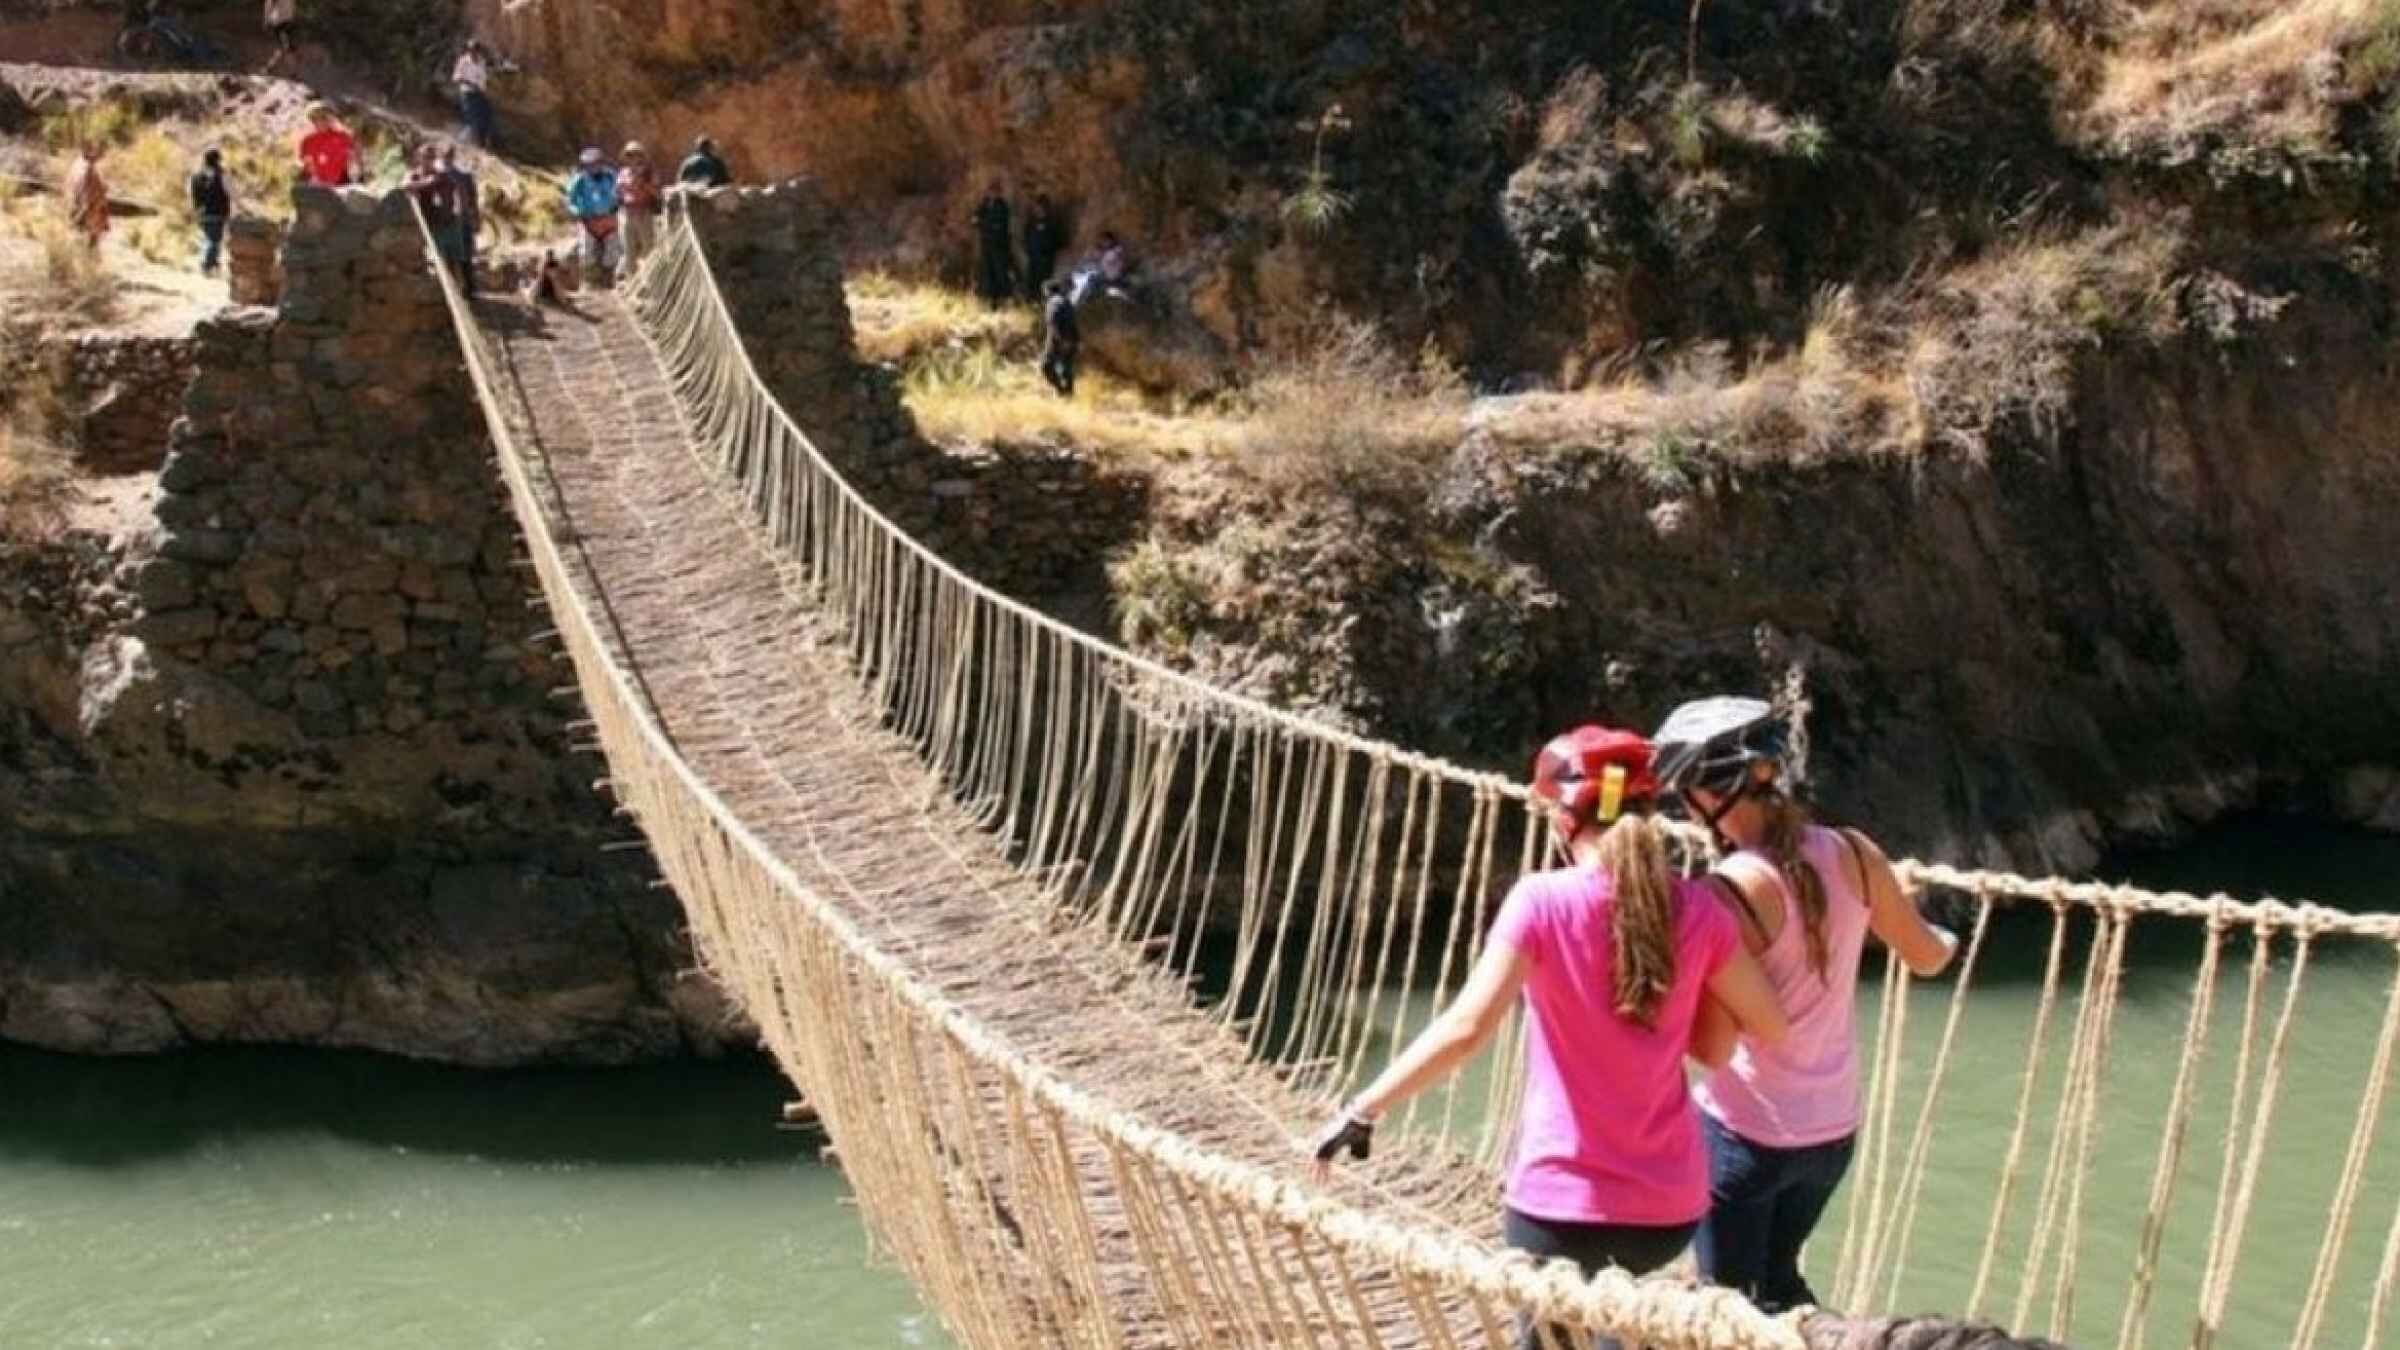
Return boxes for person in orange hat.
[1312,724,1788,1350]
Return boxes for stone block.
[158,448,231,494]
[136,559,199,610]
[160,528,244,565]
[156,492,217,529]
[139,608,219,648]
[398,561,441,602]
[335,556,400,595]
[330,591,404,632]
[372,618,409,657]
[253,520,308,557]
[243,570,293,621]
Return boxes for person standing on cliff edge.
[189,147,231,276]
[972,181,1014,309]
[295,103,354,187]
[678,135,731,189]
[261,0,299,75]
[65,143,110,253]
[405,144,468,289]
[1021,192,1064,299]
[442,144,481,296]
[1039,278,1079,397]
[453,39,498,150]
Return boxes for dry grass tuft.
[1234,315,1470,498]
[0,324,78,542]
[1490,222,2182,471]
[850,272,1037,366]
[2071,0,2378,165]
[855,274,1467,495]
[0,211,125,327]
[0,417,76,542]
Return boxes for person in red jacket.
[296,104,354,187]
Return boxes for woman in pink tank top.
[1653,697,1958,1315]
[1313,724,1787,1350]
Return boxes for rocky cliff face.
[0,187,735,1062]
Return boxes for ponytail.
[1594,811,1677,1028]
[1756,790,1830,980]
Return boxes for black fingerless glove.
[1311,1109,1376,1164]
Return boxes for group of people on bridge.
[1315,697,1959,1348]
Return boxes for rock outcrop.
[0,185,737,1063]
[687,181,1150,605]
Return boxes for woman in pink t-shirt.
[1314,725,1786,1349]
[1652,696,1958,1315]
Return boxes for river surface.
[0,1051,943,1348]
[2,815,2393,1349]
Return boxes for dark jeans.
[1504,1208,1697,1350]
[976,242,1013,306]
[197,215,225,273]
[459,87,494,148]
[1041,340,1076,395]
[1694,1113,1857,1314]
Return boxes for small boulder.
[1077,285,1238,397]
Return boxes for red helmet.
[1531,725,1660,831]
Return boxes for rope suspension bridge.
[412,190,2400,1350]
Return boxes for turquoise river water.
[3,815,2393,1348]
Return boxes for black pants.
[1693,1113,1856,1314]
[1024,245,1057,297]
[1041,340,1076,395]
[976,242,1013,306]
[1504,1208,1697,1350]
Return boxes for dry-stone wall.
[0,332,194,475]
[1,185,732,1064]
[687,180,1147,606]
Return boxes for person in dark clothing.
[972,182,1014,308]
[188,147,230,276]
[441,144,480,296]
[678,135,731,188]
[404,144,468,287]
[1039,278,1078,397]
[1021,192,1064,300]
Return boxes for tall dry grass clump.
[1488,220,2183,472]
[0,418,76,542]
[0,325,77,542]
[1236,314,1470,498]
[1,209,125,328]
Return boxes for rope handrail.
[644,185,2397,941]
[406,199,1810,1350]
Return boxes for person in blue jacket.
[565,147,621,288]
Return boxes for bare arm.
[1706,944,1789,1046]
[1850,829,1957,977]
[1689,995,1738,1069]
[1348,937,1528,1119]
